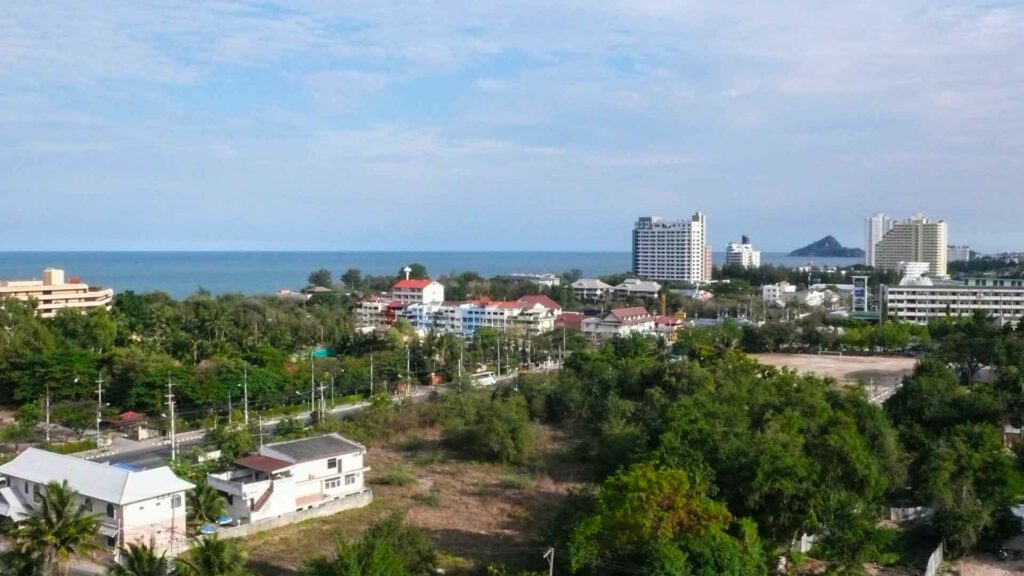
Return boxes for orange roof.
[393,279,434,289]
[236,454,291,474]
[517,295,561,310]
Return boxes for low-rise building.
[882,277,1024,325]
[208,434,370,525]
[582,307,655,342]
[613,279,662,300]
[762,282,797,306]
[571,279,613,301]
[0,268,114,318]
[508,273,561,288]
[0,448,193,555]
[390,279,445,305]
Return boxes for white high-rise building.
[632,213,708,284]
[725,235,761,269]
[874,214,948,277]
[948,245,972,262]
[864,212,893,266]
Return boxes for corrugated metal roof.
[0,448,194,505]
[236,454,291,474]
[261,433,364,463]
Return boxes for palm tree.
[173,535,248,576]
[186,482,227,527]
[12,480,100,576]
[0,550,45,576]
[106,541,169,576]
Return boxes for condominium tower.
[725,235,761,269]
[874,215,948,277]
[863,212,894,266]
[632,213,709,284]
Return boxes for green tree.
[301,513,436,576]
[340,268,363,289]
[187,482,228,526]
[442,393,535,464]
[174,535,249,576]
[11,480,100,576]
[398,263,428,280]
[308,268,334,288]
[106,541,170,576]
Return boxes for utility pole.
[458,342,463,379]
[95,373,105,449]
[369,353,374,397]
[242,363,250,427]
[497,333,501,378]
[166,376,177,462]
[543,548,555,576]
[227,388,233,425]
[318,381,327,421]
[44,382,51,443]
[310,350,316,414]
[258,414,265,447]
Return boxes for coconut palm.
[11,480,100,576]
[186,482,227,526]
[106,541,169,576]
[173,535,248,576]
[0,549,46,576]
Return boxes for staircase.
[252,482,274,513]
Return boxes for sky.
[1,1,1022,253]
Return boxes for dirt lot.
[244,426,586,575]
[750,353,917,385]
[958,555,1024,575]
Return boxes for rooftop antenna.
[403,266,412,281]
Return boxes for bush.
[417,489,441,508]
[377,467,417,487]
[442,393,535,464]
[498,472,533,490]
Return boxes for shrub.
[377,467,417,487]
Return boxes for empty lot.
[750,353,917,385]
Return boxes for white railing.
[923,543,943,576]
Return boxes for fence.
[216,488,373,540]
[923,542,943,576]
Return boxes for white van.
[470,371,497,387]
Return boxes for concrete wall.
[217,489,372,540]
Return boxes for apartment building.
[582,307,656,342]
[0,448,193,555]
[948,245,972,262]
[0,268,114,318]
[208,434,370,525]
[874,215,948,277]
[725,235,761,269]
[632,213,709,284]
[571,278,613,301]
[392,297,561,337]
[762,282,797,306]
[882,277,1024,325]
[864,213,894,267]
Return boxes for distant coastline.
[0,251,862,299]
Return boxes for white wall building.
[882,277,1024,325]
[582,307,655,342]
[632,213,709,284]
[864,213,894,267]
[948,245,972,262]
[0,448,193,556]
[725,235,761,269]
[0,268,114,318]
[208,434,370,525]
[874,215,948,277]
[762,282,797,306]
[390,279,445,305]
[571,279,613,301]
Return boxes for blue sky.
[1,1,1022,252]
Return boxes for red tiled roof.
[656,315,683,325]
[104,411,147,426]
[393,279,434,289]
[556,312,584,330]
[236,454,291,474]
[610,307,651,320]
[517,295,561,310]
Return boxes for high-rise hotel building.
[632,213,709,284]
[874,214,948,277]
[863,212,893,266]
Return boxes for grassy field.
[244,425,587,575]
[750,353,917,385]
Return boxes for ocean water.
[0,252,862,299]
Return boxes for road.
[89,388,431,470]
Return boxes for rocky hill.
[788,236,865,258]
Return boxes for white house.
[613,279,662,300]
[0,448,193,555]
[582,307,655,342]
[208,434,370,525]
[571,279,613,301]
[390,279,445,305]
[762,282,797,307]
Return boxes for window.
[326,458,337,469]
[324,477,341,490]
[345,474,357,486]
[32,484,41,503]
[84,498,92,510]
[171,494,182,509]
[106,503,115,518]
[106,536,116,547]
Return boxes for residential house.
[582,307,655,342]
[613,279,662,300]
[571,279,613,302]
[0,448,193,555]
[208,434,370,525]
[655,315,685,340]
[762,282,797,307]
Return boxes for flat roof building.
[632,213,709,284]
[882,277,1024,325]
[0,268,113,318]
[874,215,948,277]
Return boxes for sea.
[0,252,862,299]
